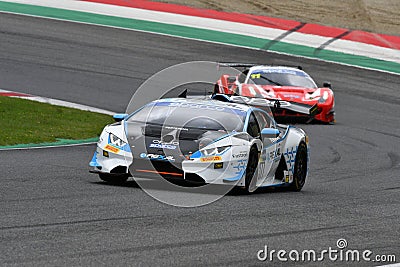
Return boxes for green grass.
[0,96,114,146]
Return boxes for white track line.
[0,9,399,77]
[0,89,115,115]
[0,141,97,151]
[1,0,399,64]
[0,89,116,150]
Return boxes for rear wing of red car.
[217,62,303,70]
[211,94,318,116]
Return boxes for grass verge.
[0,96,114,146]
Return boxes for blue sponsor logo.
[252,68,308,77]
[149,143,177,150]
[139,152,175,161]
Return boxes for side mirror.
[323,81,332,88]
[261,128,280,138]
[227,76,236,83]
[211,94,231,102]
[113,113,128,122]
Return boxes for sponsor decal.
[104,144,120,153]
[168,102,226,111]
[232,152,248,159]
[200,156,222,162]
[139,152,175,161]
[149,140,178,150]
[231,159,247,177]
[268,147,281,161]
[164,126,188,131]
[284,147,298,175]
[149,143,177,149]
[109,134,125,147]
[283,171,293,183]
[252,68,307,77]
[214,162,223,169]
[283,94,301,99]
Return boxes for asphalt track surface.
[1,13,399,266]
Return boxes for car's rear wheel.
[245,146,259,193]
[289,142,307,191]
[99,173,128,185]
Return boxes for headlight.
[109,133,126,148]
[201,145,230,156]
[318,91,329,103]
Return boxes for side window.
[246,113,260,138]
[238,70,248,83]
[254,110,271,130]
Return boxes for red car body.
[215,65,335,123]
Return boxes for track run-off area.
[0,7,399,267]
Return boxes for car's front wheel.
[289,142,307,191]
[245,146,259,193]
[99,173,128,185]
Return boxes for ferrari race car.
[89,96,309,192]
[215,63,335,123]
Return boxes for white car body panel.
[90,97,309,192]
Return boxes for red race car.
[214,64,335,123]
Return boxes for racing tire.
[289,142,307,191]
[99,173,128,185]
[213,83,219,94]
[245,146,259,193]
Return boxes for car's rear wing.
[217,62,258,68]
[175,91,318,117]
[217,62,303,70]
[211,94,318,116]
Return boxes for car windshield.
[127,101,246,132]
[248,69,317,88]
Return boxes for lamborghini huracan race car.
[215,63,335,123]
[89,96,309,192]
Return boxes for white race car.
[89,95,309,192]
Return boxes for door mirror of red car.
[323,81,332,88]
